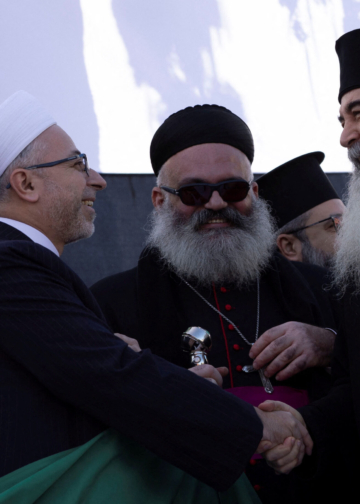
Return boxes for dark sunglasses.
[5,153,89,189]
[160,178,253,206]
[286,215,342,234]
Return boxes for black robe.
[299,288,360,484]
[91,248,340,504]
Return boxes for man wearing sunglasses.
[257,152,345,269]
[92,104,338,504]
[0,91,316,501]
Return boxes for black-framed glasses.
[160,178,253,206]
[6,153,89,189]
[286,215,342,234]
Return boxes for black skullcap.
[150,104,254,175]
[257,152,339,230]
[336,29,360,103]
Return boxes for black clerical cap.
[336,29,360,103]
[150,104,254,175]
[257,152,339,229]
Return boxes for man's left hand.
[249,322,335,381]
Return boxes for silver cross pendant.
[242,364,274,394]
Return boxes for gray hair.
[333,164,360,293]
[277,211,332,268]
[0,137,46,202]
[156,164,168,188]
[147,194,276,288]
[276,212,310,242]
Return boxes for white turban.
[0,91,56,176]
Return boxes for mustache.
[183,207,253,231]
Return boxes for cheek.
[308,230,336,251]
[232,197,253,216]
[173,199,197,219]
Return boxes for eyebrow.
[178,177,208,185]
[338,99,360,123]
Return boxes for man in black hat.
[257,152,344,269]
[92,104,338,504]
[257,28,360,485]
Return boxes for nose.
[204,190,227,210]
[340,122,360,148]
[87,169,107,191]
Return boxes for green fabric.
[0,429,261,504]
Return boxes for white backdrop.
[0,0,358,173]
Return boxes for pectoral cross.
[242,365,274,394]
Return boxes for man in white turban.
[0,91,310,503]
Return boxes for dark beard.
[146,196,276,289]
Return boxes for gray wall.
[61,173,350,287]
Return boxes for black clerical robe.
[91,248,336,396]
[299,288,360,484]
[91,247,339,504]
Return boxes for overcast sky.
[0,0,358,173]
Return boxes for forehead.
[36,124,78,163]
[163,143,252,185]
[307,198,345,222]
[339,88,360,116]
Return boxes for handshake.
[114,332,313,474]
[255,400,312,474]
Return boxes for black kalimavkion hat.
[257,152,339,229]
[336,29,360,103]
[150,104,254,175]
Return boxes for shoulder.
[0,238,63,273]
[90,267,139,333]
[0,239,93,302]
[272,252,331,286]
[90,267,139,315]
[91,266,138,298]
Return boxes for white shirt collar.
[0,218,60,257]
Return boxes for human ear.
[252,181,259,198]
[151,186,165,209]
[276,234,303,262]
[9,169,41,203]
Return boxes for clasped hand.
[255,400,312,474]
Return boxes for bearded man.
[1,91,312,503]
[256,28,360,494]
[91,104,338,504]
[257,152,345,268]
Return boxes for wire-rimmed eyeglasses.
[6,153,89,189]
[286,215,342,234]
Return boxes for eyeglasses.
[160,178,253,206]
[286,215,342,234]
[5,153,89,189]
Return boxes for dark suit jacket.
[0,222,262,490]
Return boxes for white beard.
[147,196,276,289]
[333,143,360,292]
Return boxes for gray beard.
[146,196,276,289]
[301,238,333,269]
[333,142,360,292]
